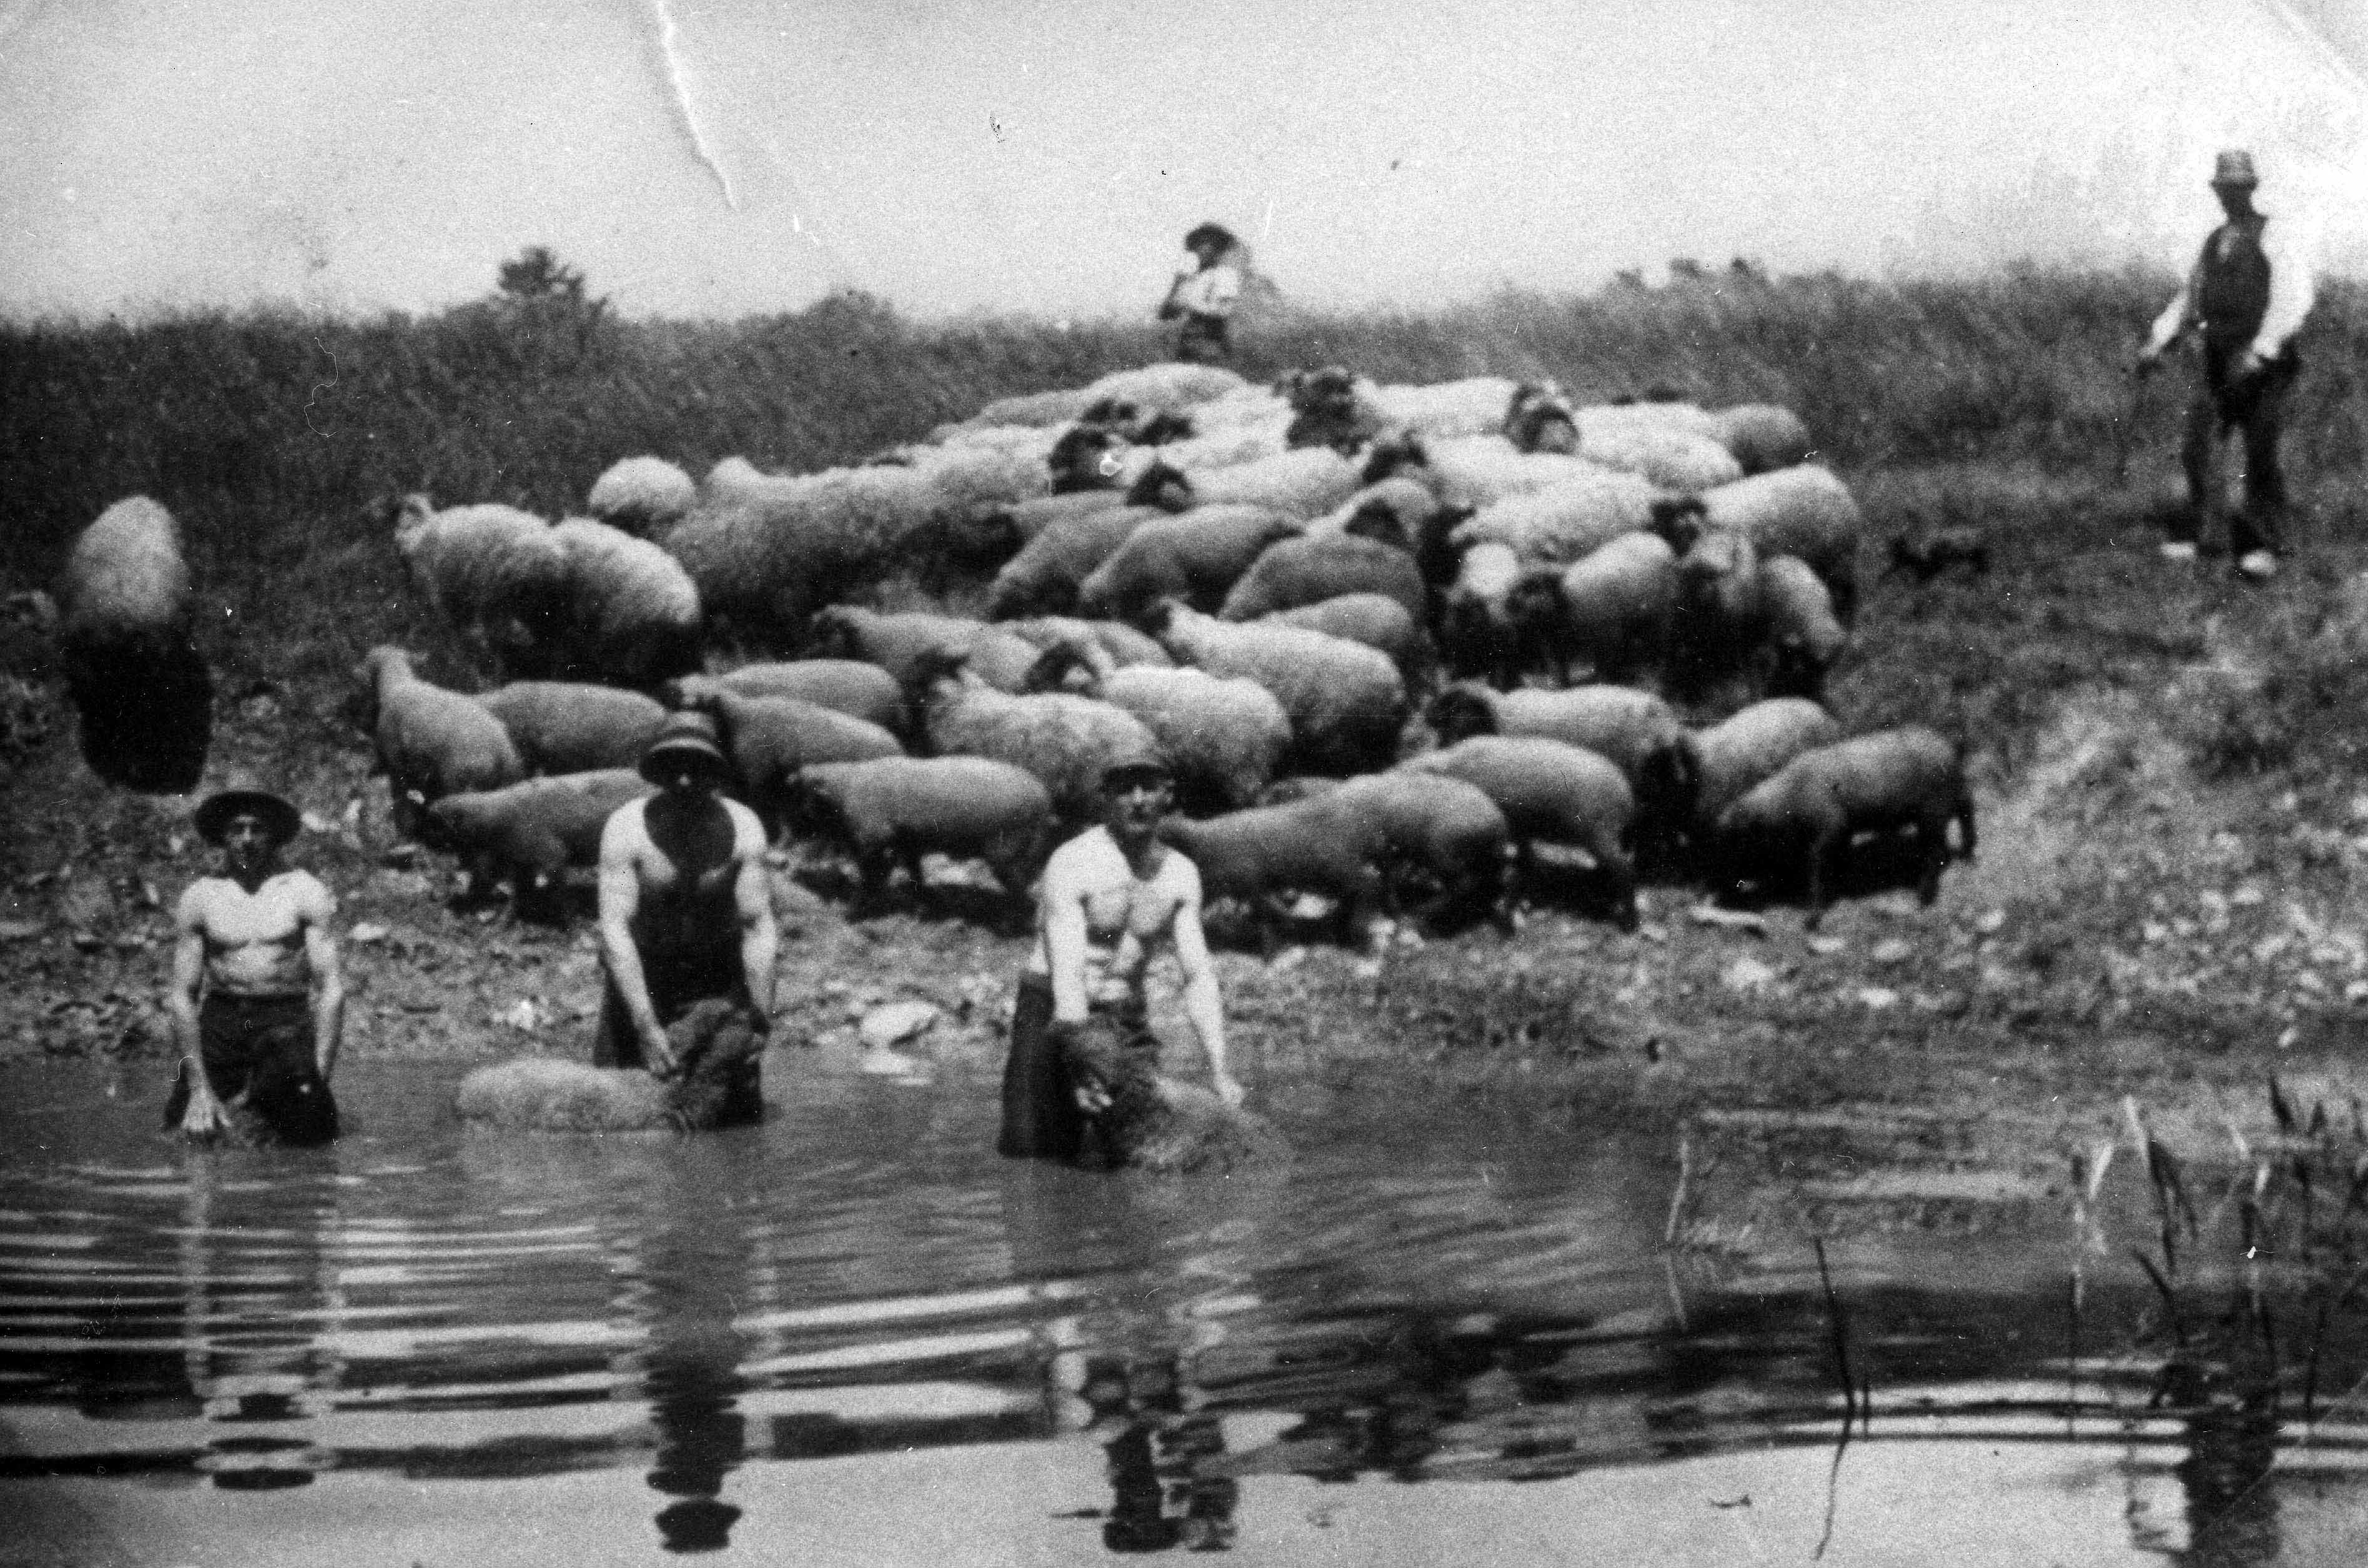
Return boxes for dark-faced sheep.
[1402,736,1638,928]
[1666,524,1765,702]
[1714,726,1976,929]
[1147,601,1408,777]
[1025,641,1291,814]
[984,505,1162,619]
[1448,468,1662,568]
[1759,555,1849,702]
[455,997,767,1132]
[546,518,704,689]
[389,495,570,678]
[425,767,653,917]
[668,675,904,834]
[1325,771,1512,934]
[1057,1012,1288,1174]
[711,659,909,736]
[807,605,1043,694]
[1438,542,1536,689]
[1259,593,1426,678]
[1361,431,1607,511]
[788,756,1054,923]
[906,648,1161,826]
[1157,797,1390,950]
[1215,526,1428,625]
[54,497,213,793]
[477,681,667,776]
[1428,681,1683,795]
[1648,697,1842,854]
[352,646,525,836]
[1124,448,1364,521]
[1503,383,1582,455]
[1506,531,1680,688]
[1651,465,1863,624]
[999,616,1175,673]
[586,456,698,537]
[1076,506,1301,624]
[1709,405,1816,475]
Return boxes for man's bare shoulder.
[598,796,652,856]
[277,869,336,918]
[1042,828,1117,887]
[720,797,767,852]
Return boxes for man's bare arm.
[731,809,779,1020]
[298,875,345,1082]
[595,809,674,1073]
[1168,861,1241,1105]
[169,886,225,1135]
[1040,846,1092,1023]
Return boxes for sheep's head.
[804,605,863,659]
[1135,410,1195,446]
[1047,424,1127,494]
[1057,1014,1163,1132]
[1358,430,1426,486]
[1635,734,1700,824]
[1123,460,1193,512]
[905,644,975,701]
[1647,495,1709,555]
[777,764,848,837]
[1340,498,1413,554]
[1021,639,1100,696]
[1137,597,1188,644]
[378,493,435,536]
[1426,684,1499,745]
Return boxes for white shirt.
[2145,214,2316,361]
[1172,261,1242,320]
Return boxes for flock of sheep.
[51,358,1981,954]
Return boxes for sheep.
[989,488,1133,546]
[999,616,1174,672]
[476,681,668,776]
[1364,377,1522,441]
[1260,594,1426,676]
[906,648,1162,826]
[1649,697,1842,850]
[1428,681,1683,793]
[1709,405,1816,475]
[663,447,1046,640]
[455,998,767,1133]
[1758,555,1848,701]
[1075,506,1301,624]
[982,505,1162,619]
[806,606,1042,694]
[1650,465,1863,624]
[787,756,1055,922]
[1126,448,1364,521]
[1025,641,1290,814]
[1401,737,1638,928]
[1448,468,1663,565]
[1505,531,1680,688]
[1057,1012,1289,1174]
[1362,431,1611,511]
[352,646,525,835]
[1325,771,1512,933]
[709,659,909,735]
[1665,523,1765,701]
[1437,541,1534,689]
[1215,525,1428,625]
[535,518,704,688]
[1714,726,1976,929]
[1572,418,1744,493]
[1046,423,1135,495]
[962,364,1250,431]
[1278,366,1381,453]
[1147,601,1408,777]
[389,495,571,678]
[1157,797,1391,949]
[54,496,213,793]
[425,767,652,915]
[585,456,698,537]
[668,676,905,832]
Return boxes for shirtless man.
[594,712,777,1096]
[165,777,343,1145]
[1000,748,1242,1163]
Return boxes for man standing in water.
[165,776,344,1145]
[595,712,777,1111]
[1000,749,1243,1164]
[2137,149,2316,582]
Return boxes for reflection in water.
[2174,1388,2280,1567]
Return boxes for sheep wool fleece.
[997,974,1159,1163]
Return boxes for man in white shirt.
[1158,222,1244,365]
[2137,149,2316,582]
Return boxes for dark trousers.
[164,993,339,1146]
[1173,313,1231,365]
[2173,347,2299,557]
[997,975,1158,1163]
[594,946,746,1069]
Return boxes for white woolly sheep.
[807,606,1042,694]
[425,767,651,916]
[455,999,765,1132]
[1652,697,1842,847]
[1666,523,1765,701]
[962,364,1250,431]
[990,489,1134,546]
[1652,465,1863,624]
[1709,405,1816,475]
[1000,616,1174,671]
[1437,541,1534,689]
[390,495,570,678]
[789,756,1055,922]
[1362,431,1612,511]
[1127,448,1365,521]
[1216,525,1427,626]
[55,496,212,793]
[1075,506,1301,624]
[711,659,909,735]
[1147,601,1408,777]
[1157,797,1391,949]
[352,646,525,836]
[906,647,1162,826]
[1448,468,1663,565]
[1571,416,1744,493]
[1363,377,1522,441]
[546,517,703,688]
[1025,641,1291,814]
[1058,1013,1290,1174]
[984,505,1162,620]
[476,681,667,776]
[585,456,698,537]
[1427,681,1682,792]
[1503,383,1582,454]
[1758,555,1848,701]
[669,675,905,834]
[1506,531,1680,688]
[1715,727,1976,928]
[1401,736,1639,928]
[1325,771,1512,932]
[1260,593,1425,676]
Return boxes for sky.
[2,0,2364,322]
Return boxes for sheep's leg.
[849,844,895,918]
[1594,832,1641,933]
[1915,810,1950,905]
[1955,789,1979,864]
[1804,824,1843,930]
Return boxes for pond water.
[4,1052,2367,1566]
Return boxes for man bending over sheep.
[164,776,343,1146]
[1000,747,1245,1165]
[595,713,778,1113]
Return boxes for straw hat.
[193,771,301,847]
[638,711,734,787]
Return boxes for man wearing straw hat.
[1158,222,1246,365]
[594,711,777,1090]
[164,774,344,1145]
[2137,149,2316,583]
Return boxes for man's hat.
[194,771,301,847]
[639,711,734,787]
[1100,744,1173,792]
[1183,222,1238,254]
[2211,150,2259,189]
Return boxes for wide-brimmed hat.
[639,711,734,787]
[2211,150,2259,189]
[194,771,301,847]
[1183,221,1239,254]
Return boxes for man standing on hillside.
[2136,149,2316,583]
[1158,222,1246,365]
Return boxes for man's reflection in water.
[633,1141,760,1554]
[2170,1381,2279,1568]
[1087,1358,1239,1553]
[175,1155,342,1489]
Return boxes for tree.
[496,245,589,304]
